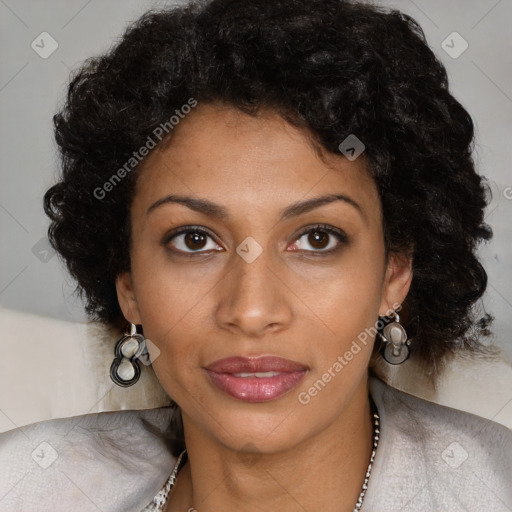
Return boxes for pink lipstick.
[204,356,308,402]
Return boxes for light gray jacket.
[1,376,511,511]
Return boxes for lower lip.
[205,370,307,402]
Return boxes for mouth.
[204,356,309,402]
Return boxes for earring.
[110,323,147,387]
[377,312,411,365]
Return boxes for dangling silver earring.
[110,323,147,387]
[377,312,411,365]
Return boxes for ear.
[115,271,143,325]
[378,248,413,316]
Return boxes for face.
[116,102,412,453]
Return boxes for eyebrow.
[146,193,365,223]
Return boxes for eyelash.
[293,223,349,256]
[162,223,348,258]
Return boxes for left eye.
[291,225,347,253]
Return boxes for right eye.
[163,226,222,256]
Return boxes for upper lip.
[204,356,308,374]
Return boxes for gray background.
[1,0,511,361]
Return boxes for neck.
[165,377,374,512]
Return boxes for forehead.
[133,103,381,224]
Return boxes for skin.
[116,102,413,511]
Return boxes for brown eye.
[184,231,207,250]
[165,227,221,255]
[291,224,348,254]
[308,230,330,249]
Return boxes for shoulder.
[372,374,512,448]
[0,408,177,512]
[364,376,512,511]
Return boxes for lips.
[205,356,308,374]
[204,356,308,402]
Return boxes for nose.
[215,246,293,338]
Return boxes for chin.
[203,407,312,454]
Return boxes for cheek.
[127,255,207,382]
[292,244,384,375]
[137,297,203,403]
[294,272,381,412]
[293,242,384,331]
[130,241,214,328]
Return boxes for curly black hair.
[44,0,500,391]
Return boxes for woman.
[1,0,511,510]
